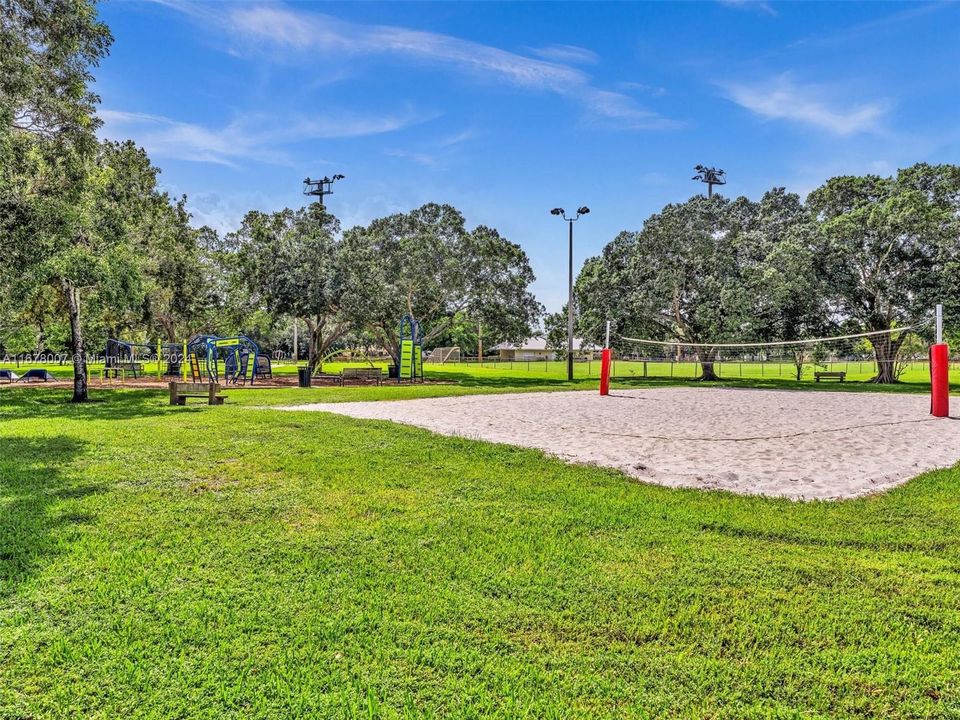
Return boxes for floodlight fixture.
[692,165,726,198]
[303,174,346,207]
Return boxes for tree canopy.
[233,204,349,372]
[576,167,960,382]
[340,203,542,362]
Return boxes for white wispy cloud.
[98,108,425,166]
[788,2,946,49]
[385,149,438,167]
[717,0,777,16]
[528,44,599,65]
[581,89,675,130]
[722,75,888,135]
[159,2,674,131]
[617,81,668,98]
[438,129,477,147]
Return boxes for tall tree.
[576,195,761,380]
[1,0,112,140]
[1,0,114,401]
[543,310,569,359]
[749,189,834,379]
[807,166,960,382]
[141,196,208,342]
[234,204,348,373]
[341,203,541,361]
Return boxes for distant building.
[491,336,599,361]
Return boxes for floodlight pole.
[568,219,574,381]
[692,165,726,198]
[551,206,590,382]
[303,174,346,208]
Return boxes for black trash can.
[387,364,399,379]
[297,365,311,388]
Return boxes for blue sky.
[95,1,960,312]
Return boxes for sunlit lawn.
[0,356,953,390]
[2,369,960,718]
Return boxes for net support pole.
[600,321,612,396]
[932,304,949,418]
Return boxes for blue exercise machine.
[186,335,262,385]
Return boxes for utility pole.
[692,165,726,198]
[478,321,483,366]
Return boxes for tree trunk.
[304,316,349,374]
[698,347,720,381]
[159,315,177,343]
[63,281,88,403]
[377,324,401,366]
[304,317,320,374]
[793,350,805,382]
[871,332,907,384]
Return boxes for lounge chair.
[18,368,56,382]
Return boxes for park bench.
[814,371,846,383]
[168,381,225,406]
[313,372,342,386]
[341,367,384,385]
[312,367,385,386]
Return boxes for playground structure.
[397,315,423,383]
[105,338,182,378]
[185,335,269,385]
[103,335,272,385]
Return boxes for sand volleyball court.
[278,387,960,500]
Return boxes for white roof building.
[491,335,599,360]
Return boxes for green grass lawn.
[2,356,955,388]
[2,376,960,718]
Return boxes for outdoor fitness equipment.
[105,338,153,377]
[397,315,423,383]
[105,338,183,378]
[187,335,261,385]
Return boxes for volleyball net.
[604,327,928,382]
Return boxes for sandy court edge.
[272,387,960,500]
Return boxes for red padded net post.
[930,343,950,417]
[600,348,611,396]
